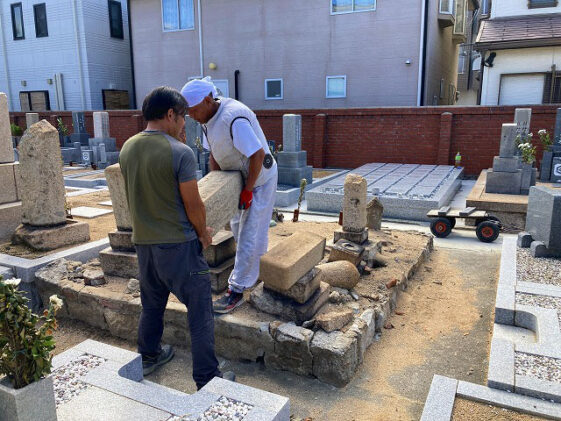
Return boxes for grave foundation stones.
[86,112,119,168]
[276,114,312,187]
[12,120,90,250]
[522,186,561,257]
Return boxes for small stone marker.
[282,114,302,152]
[71,206,113,219]
[259,231,326,291]
[105,164,132,231]
[343,174,367,233]
[366,197,383,230]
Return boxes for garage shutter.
[499,74,544,105]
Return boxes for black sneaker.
[142,344,175,376]
[213,289,244,314]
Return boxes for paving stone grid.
[306,163,463,220]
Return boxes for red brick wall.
[11,105,558,176]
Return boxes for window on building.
[108,1,124,39]
[458,50,467,74]
[162,0,194,31]
[326,75,347,98]
[528,0,558,9]
[439,0,454,14]
[19,91,50,112]
[331,0,375,14]
[453,0,467,35]
[11,3,24,40]
[265,79,283,100]
[543,71,561,103]
[33,4,48,38]
[102,90,129,109]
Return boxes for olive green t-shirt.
[119,131,198,244]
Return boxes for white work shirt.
[203,118,263,158]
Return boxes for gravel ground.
[52,354,106,407]
[517,249,561,287]
[169,397,253,421]
[515,352,561,384]
[516,293,561,326]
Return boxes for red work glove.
[239,189,253,209]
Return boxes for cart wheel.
[447,217,456,229]
[486,215,502,228]
[476,221,500,243]
[430,217,452,238]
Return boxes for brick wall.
[11,105,559,176]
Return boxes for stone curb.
[514,305,560,341]
[515,375,561,404]
[487,338,515,391]
[64,178,107,189]
[517,281,561,298]
[495,236,517,325]
[420,375,458,421]
[0,238,109,282]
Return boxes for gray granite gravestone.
[277,114,312,187]
[525,186,561,257]
[25,113,39,128]
[552,157,561,183]
[541,108,561,182]
[88,112,119,168]
[70,111,90,146]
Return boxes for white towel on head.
[180,76,218,107]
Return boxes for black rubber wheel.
[447,217,456,229]
[430,217,452,238]
[476,221,500,243]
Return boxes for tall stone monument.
[70,111,90,146]
[541,107,561,183]
[514,108,531,146]
[0,93,22,242]
[12,120,90,250]
[522,186,561,257]
[276,114,312,187]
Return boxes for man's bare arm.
[179,180,212,249]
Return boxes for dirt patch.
[452,398,550,420]
[312,169,339,179]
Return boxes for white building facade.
[0,0,133,111]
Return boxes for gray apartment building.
[0,0,133,111]
[130,0,478,109]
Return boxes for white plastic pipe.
[71,0,86,109]
[198,0,204,78]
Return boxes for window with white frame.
[162,0,194,32]
[265,79,283,100]
[439,0,454,14]
[326,76,346,98]
[453,0,466,35]
[458,49,467,74]
[331,0,375,14]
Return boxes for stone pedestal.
[328,239,365,265]
[264,268,322,304]
[277,114,312,187]
[108,229,135,252]
[525,186,561,257]
[204,230,237,293]
[105,164,132,231]
[99,247,139,279]
[13,219,90,251]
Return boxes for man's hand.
[200,227,213,249]
[239,189,253,209]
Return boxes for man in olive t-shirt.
[119,86,225,390]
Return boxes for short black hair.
[142,86,188,121]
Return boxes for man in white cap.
[181,77,278,313]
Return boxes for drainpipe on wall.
[127,0,137,109]
[234,70,240,100]
[417,0,429,106]
[197,0,204,78]
[0,13,13,109]
[477,50,486,105]
[71,0,86,110]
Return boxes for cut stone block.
[310,329,359,387]
[276,150,307,168]
[214,314,273,362]
[0,163,17,204]
[210,257,235,293]
[93,111,110,138]
[203,230,236,267]
[259,231,326,291]
[485,170,522,194]
[89,137,116,151]
[99,247,140,279]
[0,202,22,242]
[282,114,302,152]
[526,186,561,255]
[71,206,113,218]
[366,197,383,230]
[264,268,322,304]
[515,108,531,141]
[540,151,553,182]
[0,93,14,163]
[343,174,367,232]
[316,261,360,289]
[265,322,314,376]
[12,219,90,251]
[530,241,549,258]
[105,164,132,231]
[25,112,39,128]
[316,308,353,332]
[328,239,365,265]
[198,171,243,235]
[19,120,67,226]
[552,157,561,183]
[333,227,368,244]
[0,376,56,421]
[499,123,518,158]
[517,232,533,248]
[108,230,135,252]
[277,165,312,187]
[493,156,520,173]
[249,281,330,323]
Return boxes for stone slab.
[71,206,113,218]
[0,265,14,279]
[282,114,302,152]
[553,157,561,183]
[203,230,236,267]
[99,200,112,206]
[333,227,369,244]
[25,112,39,128]
[264,322,314,376]
[0,375,57,421]
[0,93,14,163]
[420,375,458,421]
[198,171,243,235]
[249,281,330,323]
[276,151,307,168]
[264,268,321,304]
[328,239,365,265]
[515,375,561,404]
[487,338,515,391]
[495,237,517,325]
[526,186,561,254]
[210,256,235,293]
[259,231,326,291]
[12,219,90,251]
[499,123,518,158]
[108,229,135,252]
[277,165,312,187]
[493,156,520,173]
[0,162,18,204]
[485,169,522,194]
[104,164,131,230]
[99,247,139,279]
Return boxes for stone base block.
[264,268,321,304]
[199,171,243,235]
[517,232,533,248]
[70,132,90,146]
[485,170,522,195]
[328,239,365,265]
[0,163,18,204]
[210,257,235,293]
[12,219,90,251]
[249,281,330,323]
[278,165,313,187]
[89,137,117,151]
[530,241,549,258]
[493,157,520,173]
[333,228,368,245]
[0,376,57,421]
[203,230,236,267]
[310,329,359,387]
[264,322,314,376]
[99,247,139,279]
[61,147,81,164]
[106,151,119,166]
[276,151,308,168]
[108,229,135,252]
[0,201,22,242]
[540,151,553,182]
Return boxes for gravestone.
[333,174,369,244]
[70,111,90,146]
[541,108,561,182]
[25,113,39,128]
[514,108,531,157]
[552,157,561,183]
[12,120,89,250]
[525,186,561,257]
[87,112,119,168]
[276,114,312,187]
[366,197,383,230]
[0,93,22,241]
